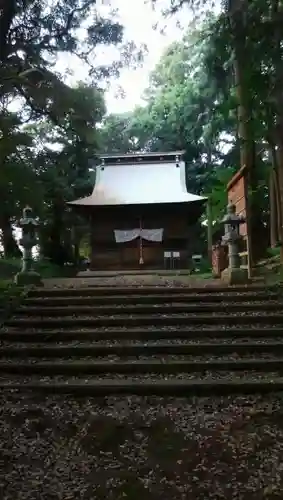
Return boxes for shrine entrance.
[69,151,207,270]
[114,222,163,267]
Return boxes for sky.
[104,0,187,113]
[55,0,190,114]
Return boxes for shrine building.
[69,151,207,270]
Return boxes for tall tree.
[0,0,144,261]
[152,0,280,260]
[99,22,237,196]
[25,84,106,265]
[0,109,38,256]
[0,0,126,121]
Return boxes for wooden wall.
[91,213,189,243]
[90,242,189,270]
[227,166,248,238]
[88,203,204,270]
[226,165,251,274]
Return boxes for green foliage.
[27,85,105,264]
[0,258,22,279]
[100,2,279,248]
[205,167,236,223]
[0,257,76,280]
[0,0,134,124]
[0,82,106,263]
[99,113,140,154]
[34,259,77,278]
[99,21,236,199]
[2,0,282,268]
[0,1,145,266]
[0,279,28,325]
[266,247,281,258]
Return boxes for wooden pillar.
[206,197,213,266]
[89,213,94,269]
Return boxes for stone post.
[212,244,228,278]
[220,203,248,285]
[14,206,43,286]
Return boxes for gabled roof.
[69,151,206,207]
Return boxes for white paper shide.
[114,228,163,243]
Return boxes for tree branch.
[0,0,16,61]
[58,0,95,39]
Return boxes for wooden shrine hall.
[69,151,207,270]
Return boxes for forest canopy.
[1,0,282,265]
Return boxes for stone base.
[221,267,248,285]
[14,271,43,287]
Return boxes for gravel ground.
[1,391,283,499]
[26,295,282,304]
[10,311,283,320]
[0,352,282,363]
[28,290,281,296]
[2,337,283,347]
[0,371,282,383]
[43,275,221,288]
[2,279,283,498]
[19,300,283,308]
[4,323,282,332]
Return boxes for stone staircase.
[1,284,283,395]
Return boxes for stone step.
[23,291,281,306]
[1,326,282,342]
[27,284,280,298]
[15,301,283,316]
[3,283,283,397]
[6,313,283,328]
[1,358,283,374]
[1,377,283,395]
[1,341,283,357]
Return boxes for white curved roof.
[69,156,206,206]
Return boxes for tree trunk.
[269,143,281,247]
[46,200,66,266]
[229,1,265,264]
[0,214,21,258]
[73,242,80,264]
[275,145,283,262]
[72,225,84,265]
[206,197,213,265]
[270,0,283,262]
[269,167,278,247]
[63,229,74,263]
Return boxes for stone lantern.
[14,206,43,286]
[220,203,248,285]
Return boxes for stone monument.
[14,206,43,286]
[220,203,248,285]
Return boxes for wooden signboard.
[226,165,251,276]
[227,166,248,237]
